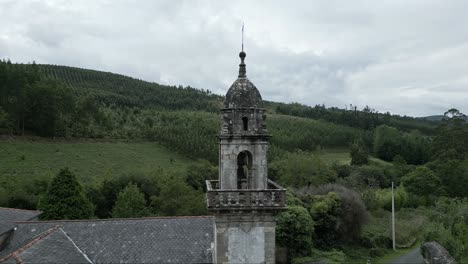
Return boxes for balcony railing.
[206,179,287,211]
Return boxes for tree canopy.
[112,183,150,218]
[38,168,94,220]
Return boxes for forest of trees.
[1,60,467,262]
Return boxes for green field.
[314,148,351,165]
[0,139,192,185]
[313,148,391,166]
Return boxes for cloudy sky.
[1,0,467,117]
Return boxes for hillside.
[0,60,438,166]
[1,61,467,262]
[34,63,438,132]
[39,64,222,112]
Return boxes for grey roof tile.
[0,208,42,235]
[0,216,214,264]
[1,226,90,264]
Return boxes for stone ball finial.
[239,51,246,61]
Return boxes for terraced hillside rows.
[39,64,222,112]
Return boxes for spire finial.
[238,23,246,78]
[241,22,244,52]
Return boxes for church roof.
[0,216,214,264]
[224,51,263,108]
[0,225,90,264]
[0,207,41,235]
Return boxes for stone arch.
[237,150,252,189]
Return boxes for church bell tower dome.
[206,45,286,264]
[224,51,263,108]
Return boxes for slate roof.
[0,225,89,264]
[0,216,214,264]
[0,207,42,235]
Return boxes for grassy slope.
[314,148,391,166]
[0,139,192,185]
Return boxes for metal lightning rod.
[242,23,244,52]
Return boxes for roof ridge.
[0,207,42,213]
[14,215,213,224]
[0,225,61,263]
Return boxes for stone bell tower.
[206,49,286,263]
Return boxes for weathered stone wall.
[421,241,457,264]
[219,138,268,190]
[214,213,276,264]
[220,108,267,135]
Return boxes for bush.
[308,192,341,248]
[38,168,94,220]
[185,159,217,191]
[297,184,369,246]
[93,171,160,218]
[112,183,150,218]
[350,138,369,166]
[292,249,346,264]
[402,166,443,199]
[375,186,409,211]
[150,172,206,216]
[276,206,314,258]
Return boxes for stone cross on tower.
[206,48,287,263]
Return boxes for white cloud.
[0,0,467,116]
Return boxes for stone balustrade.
[206,179,287,211]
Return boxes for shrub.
[402,166,443,198]
[185,159,217,191]
[150,172,206,216]
[350,138,369,166]
[276,206,314,258]
[297,184,369,246]
[112,183,150,218]
[292,249,346,264]
[38,168,94,220]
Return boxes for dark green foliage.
[292,249,347,264]
[399,132,431,165]
[350,138,369,166]
[402,166,443,198]
[274,102,437,134]
[427,158,468,198]
[339,165,390,189]
[298,184,369,246]
[432,109,468,160]
[25,79,73,136]
[0,106,9,131]
[373,125,401,161]
[112,183,150,218]
[276,206,314,258]
[308,192,342,248]
[374,186,409,211]
[185,159,217,191]
[273,151,337,188]
[285,191,304,207]
[373,125,430,165]
[333,164,352,178]
[423,198,468,262]
[38,64,221,112]
[269,115,362,151]
[92,172,160,218]
[39,168,94,220]
[150,173,206,216]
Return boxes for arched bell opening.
[237,150,253,189]
[242,117,249,131]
